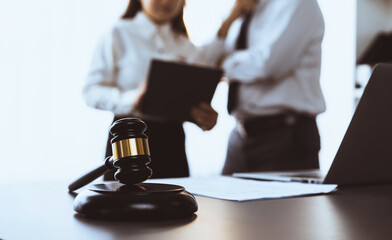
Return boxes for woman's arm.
[83,28,140,116]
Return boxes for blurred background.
[1,0,384,184]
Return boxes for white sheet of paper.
[146,176,337,201]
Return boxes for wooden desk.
[1,182,392,240]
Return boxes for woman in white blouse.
[83,0,234,179]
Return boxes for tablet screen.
[141,59,223,122]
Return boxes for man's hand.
[217,0,256,38]
[237,0,256,14]
[190,103,218,131]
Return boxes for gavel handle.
[68,157,114,192]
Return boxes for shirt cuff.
[83,85,120,111]
[112,90,139,115]
[209,36,226,55]
[222,51,246,80]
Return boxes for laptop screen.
[324,64,392,185]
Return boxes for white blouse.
[83,12,224,116]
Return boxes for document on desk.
[147,176,337,201]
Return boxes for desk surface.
[1,181,392,240]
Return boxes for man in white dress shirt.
[220,0,326,174]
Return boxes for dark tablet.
[140,59,223,122]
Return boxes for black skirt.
[104,116,189,180]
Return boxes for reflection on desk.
[1,182,392,240]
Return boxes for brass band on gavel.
[112,138,150,160]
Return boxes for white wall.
[0,0,356,183]
[356,0,392,59]
[183,0,236,176]
[0,0,129,183]
[317,0,356,172]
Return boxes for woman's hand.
[190,103,218,131]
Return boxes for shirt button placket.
[155,30,165,55]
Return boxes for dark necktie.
[227,13,252,113]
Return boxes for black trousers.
[222,113,320,175]
[104,116,189,180]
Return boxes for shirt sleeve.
[82,29,139,115]
[223,0,324,83]
[185,36,226,67]
[196,36,226,67]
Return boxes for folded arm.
[223,0,324,83]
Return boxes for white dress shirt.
[83,12,224,117]
[223,0,326,120]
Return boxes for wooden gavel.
[68,118,153,191]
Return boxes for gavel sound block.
[69,118,197,220]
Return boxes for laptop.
[234,63,392,186]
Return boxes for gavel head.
[109,117,152,185]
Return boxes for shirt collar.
[132,12,172,39]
